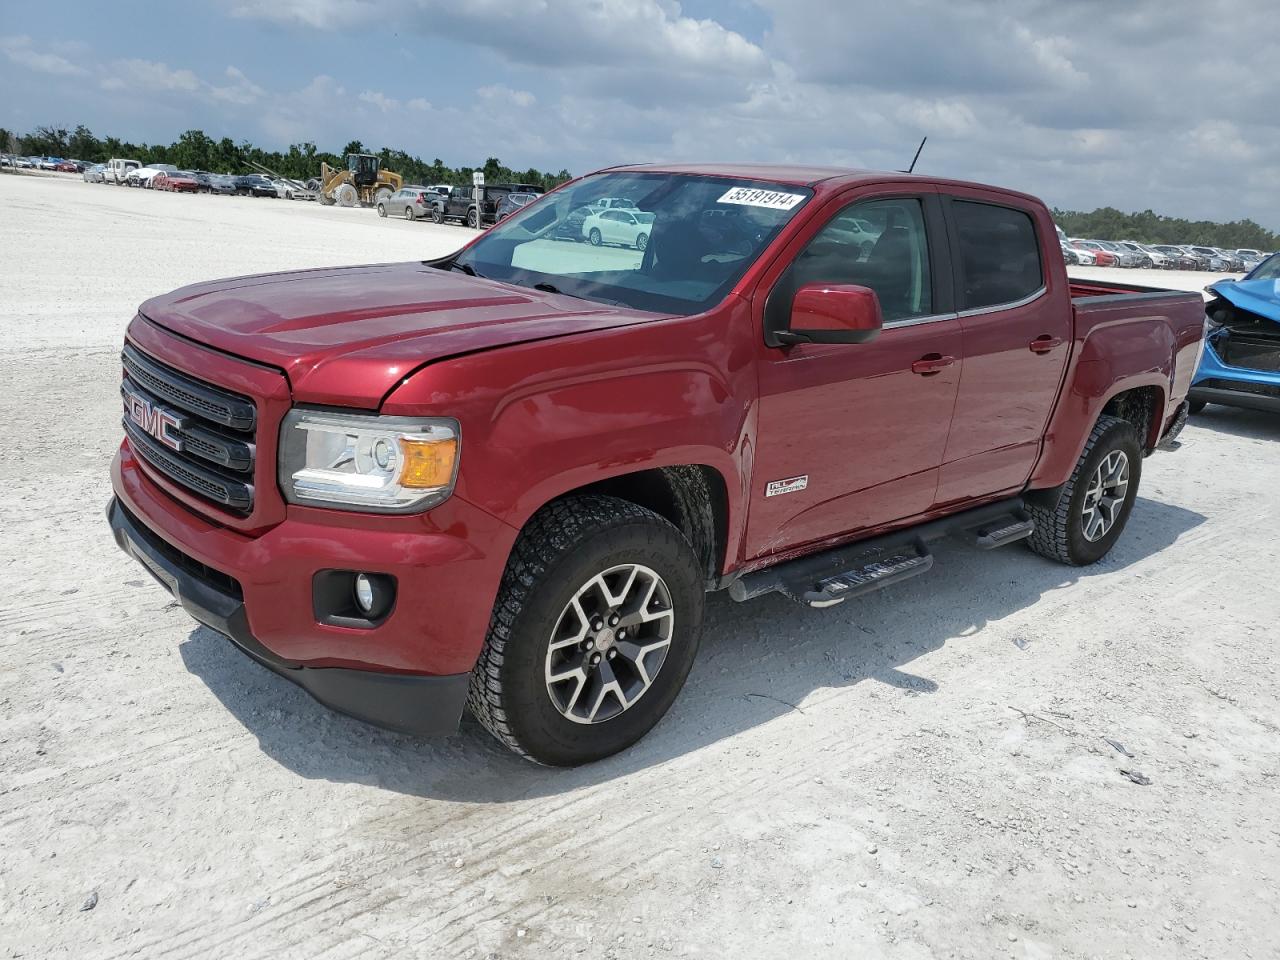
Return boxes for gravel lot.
[3,173,1278,960]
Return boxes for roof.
[600,162,1043,206]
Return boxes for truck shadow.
[179,495,1204,802]
[1187,406,1280,442]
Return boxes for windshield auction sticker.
[717,187,806,210]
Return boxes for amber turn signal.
[398,438,458,488]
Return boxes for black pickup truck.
[430,183,542,227]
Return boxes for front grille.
[121,345,257,514]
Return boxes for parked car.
[1190,252,1280,414]
[1114,241,1154,268]
[1071,240,1118,267]
[1066,244,1096,266]
[494,192,540,222]
[1150,245,1198,271]
[37,157,62,170]
[582,208,656,250]
[430,185,482,226]
[103,158,141,185]
[378,186,436,220]
[1188,246,1233,271]
[204,173,236,195]
[154,170,200,193]
[55,159,80,173]
[233,174,277,197]
[107,162,1203,765]
[83,163,106,183]
[1212,248,1246,272]
[129,165,177,189]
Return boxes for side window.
[951,200,1043,311]
[769,197,933,326]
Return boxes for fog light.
[354,573,375,613]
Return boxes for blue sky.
[3,0,1277,228]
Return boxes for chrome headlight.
[279,410,460,513]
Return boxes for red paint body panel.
[110,163,1207,680]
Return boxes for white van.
[104,158,141,185]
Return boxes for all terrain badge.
[765,475,808,497]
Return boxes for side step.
[727,497,1032,608]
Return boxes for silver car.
[82,163,106,183]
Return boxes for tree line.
[4,123,1275,247]
[1053,206,1277,252]
[0,124,573,193]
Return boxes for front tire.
[376,203,387,218]
[588,228,602,246]
[467,208,480,229]
[636,232,649,251]
[1188,399,1207,414]
[468,496,704,766]
[431,205,443,224]
[1026,415,1142,566]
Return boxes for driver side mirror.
[776,283,883,346]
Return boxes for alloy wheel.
[1081,450,1129,542]
[544,564,674,724]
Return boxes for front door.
[747,191,962,559]
[934,193,1071,506]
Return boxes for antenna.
[905,137,927,174]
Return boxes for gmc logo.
[124,388,185,452]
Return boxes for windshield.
[1247,254,1280,280]
[451,172,814,315]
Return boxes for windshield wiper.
[450,260,486,280]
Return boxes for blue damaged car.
[1190,252,1280,414]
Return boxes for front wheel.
[468,496,704,766]
[376,203,387,218]
[431,206,443,224]
[636,232,649,251]
[1026,415,1142,566]
[467,208,480,228]
[588,228,602,246]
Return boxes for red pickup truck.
[108,164,1205,765]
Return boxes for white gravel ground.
[2,172,1278,960]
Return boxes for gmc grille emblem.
[124,387,185,453]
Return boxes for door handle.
[911,354,956,376]
[1029,335,1064,354]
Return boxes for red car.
[1071,240,1118,267]
[108,163,1204,765]
[154,171,199,193]
[55,160,80,173]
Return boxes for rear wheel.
[636,232,649,251]
[376,203,387,218]
[404,205,415,221]
[1188,399,1207,414]
[589,228,603,246]
[467,207,480,229]
[431,205,443,224]
[468,496,704,766]
[334,183,359,207]
[1026,415,1142,566]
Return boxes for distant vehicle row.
[376,183,543,227]
[1053,225,1268,272]
[79,159,307,198]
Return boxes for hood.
[139,261,664,406]
[1210,277,1280,326]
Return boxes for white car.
[103,157,141,185]
[582,208,656,250]
[1070,245,1098,266]
[130,164,177,188]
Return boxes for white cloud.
[103,59,202,93]
[0,35,86,76]
[209,66,266,105]
[358,89,400,112]
[477,84,535,107]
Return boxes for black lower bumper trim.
[107,497,470,737]
[1188,385,1280,414]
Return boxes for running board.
[728,498,1031,608]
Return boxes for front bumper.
[1191,338,1280,413]
[108,496,472,736]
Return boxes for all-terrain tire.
[1026,415,1142,566]
[467,496,704,766]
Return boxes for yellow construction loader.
[319,153,403,207]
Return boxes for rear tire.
[376,203,387,218]
[636,233,649,251]
[468,496,704,766]
[405,205,415,221]
[431,205,443,224]
[467,208,480,229]
[1026,415,1142,566]
[589,228,602,246]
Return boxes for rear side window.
[952,201,1043,310]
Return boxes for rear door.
[934,192,1071,506]
[747,187,963,558]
